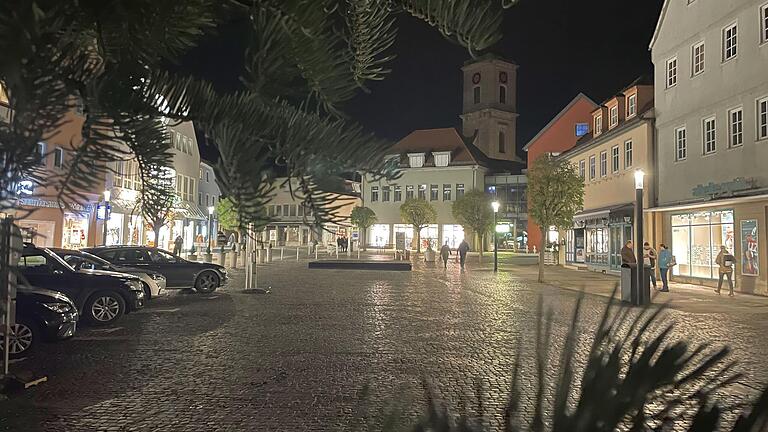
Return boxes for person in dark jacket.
[457,240,470,268]
[173,235,183,256]
[439,242,452,269]
[620,240,636,265]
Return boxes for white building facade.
[650,0,768,295]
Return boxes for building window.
[594,115,602,135]
[382,185,391,202]
[703,116,717,154]
[758,96,768,140]
[599,151,607,177]
[675,127,687,161]
[692,41,705,76]
[499,85,507,104]
[443,184,451,201]
[666,57,678,88]
[498,130,506,153]
[589,155,596,180]
[611,146,619,172]
[456,184,465,199]
[609,106,619,129]
[624,140,633,168]
[289,205,297,217]
[283,204,290,216]
[53,147,64,168]
[371,186,379,202]
[275,205,282,216]
[394,185,402,202]
[761,3,768,45]
[473,86,480,104]
[298,205,304,217]
[578,160,585,179]
[728,107,743,147]
[576,123,589,137]
[406,185,414,200]
[626,94,637,118]
[205,171,210,182]
[205,194,210,206]
[723,22,738,61]
[430,184,439,201]
[671,211,734,279]
[35,142,46,165]
[418,184,427,200]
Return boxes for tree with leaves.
[527,154,584,282]
[215,197,240,233]
[399,198,436,253]
[451,190,493,257]
[138,166,176,250]
[350,206,377,251]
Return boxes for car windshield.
[79,251,112,267]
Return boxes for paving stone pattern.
[1,254,767,431]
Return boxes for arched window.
[499,85,507,104]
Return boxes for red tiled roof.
[389,128,478,164]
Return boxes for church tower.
[460,56,521,162]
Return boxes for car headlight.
[42,302,74,313]
[149,273,166,282]
[124,280,143,292]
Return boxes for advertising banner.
[740,219,759,276]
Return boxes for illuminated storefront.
[369,224,391,247]
[441,224,465,248]
[16,219,56,247]
[670,210,734,280]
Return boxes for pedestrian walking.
[439,241,451,269]
[458,239,470,269]
[620,240,636,265]
[657,243,671,292]
[643,242,658,290]
[715,245,736,297]
[173,235,183,256]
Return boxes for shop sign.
[740,219,759,277]
[495,224,511,233]
[18,197,92,213]
[692,178,756,198]
[395,232,406,251]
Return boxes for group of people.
[336,236,349,253]
[620,240,735,296]
[438,240,471,269]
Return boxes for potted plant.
[188,245,198,261]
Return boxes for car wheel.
[142,283,152,301]
[85,291,126,326]
[194,271,220,294]
[0,317,38,359]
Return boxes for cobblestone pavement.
[1,253,767,431]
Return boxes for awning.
[573,203,634,222]
[645,193,768,213]
[174,200,207,220]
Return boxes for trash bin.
[620,263,651,305]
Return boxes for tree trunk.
[478,231,484,257]
[415,226,421,253]
[538,226,546,283]
[361,226,367,251]
[154,224,162,249]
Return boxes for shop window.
[671,210,734,280]
[369,224,390,247]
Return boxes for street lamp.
[634,169,647,305]
[102,189,111,246]
[492,200,500,272]
[207,205,215,253]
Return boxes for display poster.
[740,219,759,276]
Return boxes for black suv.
[1,286,79,359]
[83,246,228,293]
[19,243,145,325]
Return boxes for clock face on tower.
[499,71,508,83]
[472,72,481,84]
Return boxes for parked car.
[19,243,145,325]
[50,248,166,300]
[83,246,228,293]
[0,286,78,359]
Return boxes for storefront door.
[62,213,90,249]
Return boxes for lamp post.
[207,206,215,252]
[102,190,111,246]
[634,169,647,305]
[492,200,500,272]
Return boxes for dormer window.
[594,115,603,136]
[626,94,637,118]
[408,152,425,168]
[609,106,619,129]
[433,151,451,167]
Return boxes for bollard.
[315,247,318,260]
[357,249,360,260]
[335,248,338,259]
[281,247,284,261]
[296,247,299,261]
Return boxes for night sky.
[184,0,665,161]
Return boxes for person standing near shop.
[173,235,184,256]
[643,242,658,290]
[715,245,735,297]
[439,241,452,269]
[657,244,671,292]
[457,239,470,269]
[620,240,636,265]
